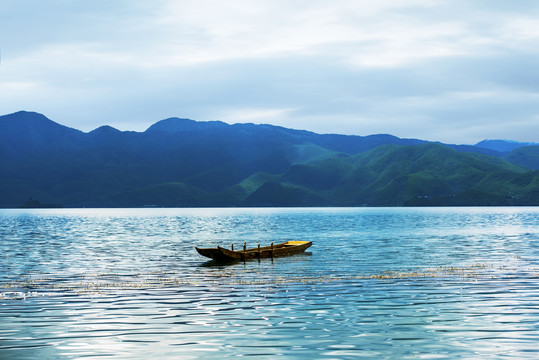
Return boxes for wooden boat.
[195,241,312,261]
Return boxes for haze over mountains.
[1,111,539,208]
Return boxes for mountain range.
[1,111,538,207]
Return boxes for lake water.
[1,207,538,359]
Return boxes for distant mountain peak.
[0,110,83,133]
[8,110,48,118]
[89,125,121,135]
[145,117,227,133]
[475,139,538,153]
[1,110,52,123]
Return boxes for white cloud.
[218,107,298,124]
[141,0,456,67]
[1,0,539,142]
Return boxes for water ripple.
[1,207,539,359]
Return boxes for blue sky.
[1,0,539,144]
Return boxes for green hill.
[503,146,539,170]
[258,143,539,206]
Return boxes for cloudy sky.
[1,0,539,144]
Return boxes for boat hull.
[195,247,235,262]
[196,241,312,261]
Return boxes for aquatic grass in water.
[1,207,539,359]
[2,261,535,300]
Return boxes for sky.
[1,0,539,144]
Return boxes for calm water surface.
[1,207,538,359]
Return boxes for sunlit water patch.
[1,207,539,359]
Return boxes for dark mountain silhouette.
[1,111,538,207]
[0,111,85,158]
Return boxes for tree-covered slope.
[503,146,539,170]
[259,143,539,206]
